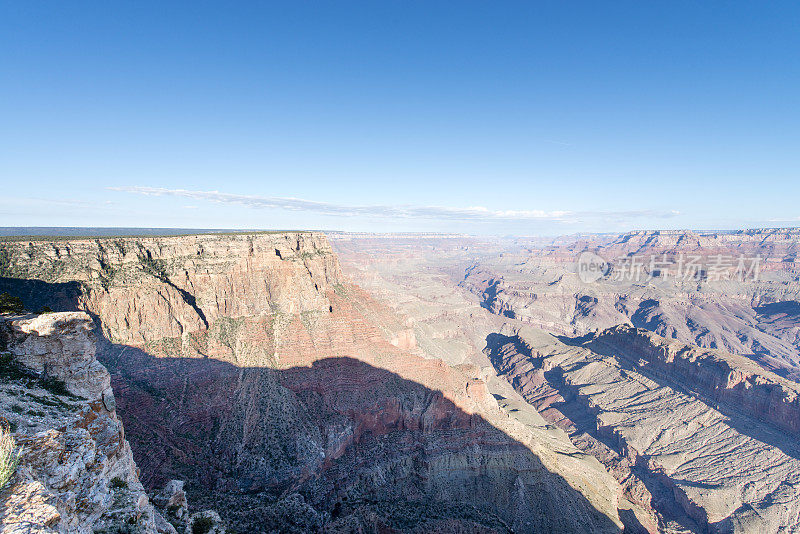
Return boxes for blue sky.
[1,1,798,235]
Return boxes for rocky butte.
[0,232,653,533]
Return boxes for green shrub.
[109,476,128,490]
[0,355,30,382]
[0,356,77,398]
[192,516,215,534]
[39,376,74,397]
[0,248,12,277]
[138,253,169,282]
[112,239,127,256]
[93,522,138,534]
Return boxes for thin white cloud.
[767,216,800,222]
[109,186,679,223]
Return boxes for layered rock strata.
[592,324,800,437]
[487,325,800,533]
[332,233,800,533]
[460,229,800,379]
[0,233,648,532]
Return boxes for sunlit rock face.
[1,233,650,533]
[0,312,175,534]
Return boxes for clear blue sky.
[1,1,798,234]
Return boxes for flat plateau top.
[0,228,314,241]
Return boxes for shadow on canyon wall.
[0,276,646,533]
[97,344,636,533]
[0,277,82,312]
[484,331,798,534]
[485,332,703,533]
[580,333,800,464]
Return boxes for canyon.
[0,232,650,533]
[1,228,799,532]
[331,229,800,533]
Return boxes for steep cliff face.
[1,232,342,356]
[598,229,800,271]
[0,312,174,534]
[0,233,645,533]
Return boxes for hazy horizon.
[1,225,799,240]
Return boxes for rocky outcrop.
[0,312,176,534]
[1,232,342,352]
[2,313,111,400]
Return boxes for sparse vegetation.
[0,355,30,382]
[216,317,244,351]
[300,310,321,332]
[24,391,77,409]
[0,424,20,490]
[332,283,349,297]
[191,516,215,534]
[137,251,169,282]
[98,258,118,291]
[110,476,128,490]
[0,293,24,314]
[0,230,311,242]
[112,239,127,256]
[39,376,73,397]
[93,521,138,534]
[0,247,13,277]
[0,355,78,400]
[299,249,324,260]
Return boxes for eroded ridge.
[487,325,800,533]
